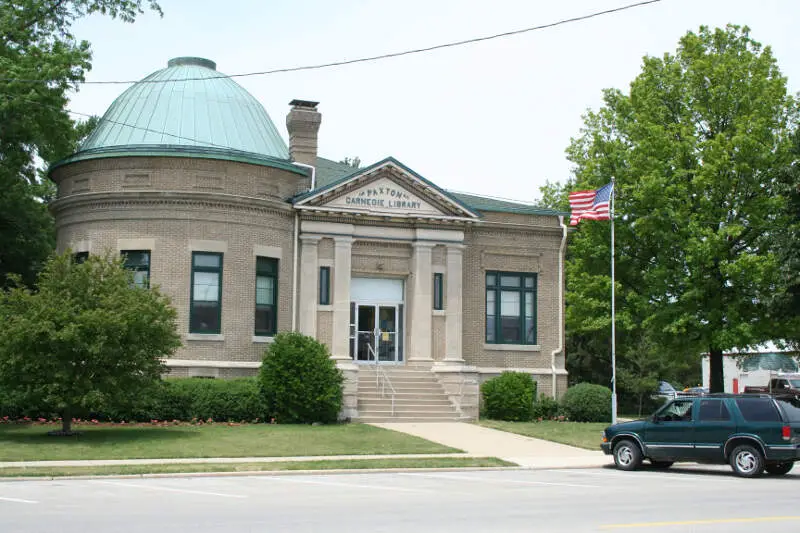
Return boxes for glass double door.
[354,303,403,363]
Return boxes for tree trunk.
[709,347,725,393]
[61,409,72,434]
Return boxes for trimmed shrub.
[531,394,560,420]
[2,377,269,423]
[90,378,268,422]
[561,383,612,422]
[258,332,343,424]
[480,372,536,421]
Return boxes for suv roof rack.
[703,392,774,399]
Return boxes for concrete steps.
[354,366,463,423]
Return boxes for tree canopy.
[560,25,798,396]
[0,252,181,434]
[0,0,159,287]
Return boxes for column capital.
[412,241,436,250]
[445,243,466,253]
[299,234,322,244]
[333,236,354,246]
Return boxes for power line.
[2,94,239,151]
[1,0,664,85]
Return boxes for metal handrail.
[368,344,396,416]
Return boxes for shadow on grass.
[0,423,197,446]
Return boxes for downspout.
[551,215,568,398]
[291,162,316,331]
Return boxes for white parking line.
[0,496,38,504]
[258,476,435,494]
[541,468,747,485]
[93,480,247,499]
[400,472,600,489]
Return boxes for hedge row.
[481,373,612,423]
[0,378,269,423]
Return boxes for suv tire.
[765,462,794,476]
[613,439,642,471]
[729,444,764,478]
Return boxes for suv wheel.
[765,462,794,476]
[650,460,674,469]
[613,439,642,471]
[729,444,764,478]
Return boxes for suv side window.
[735,398,782,422]
[655,399,693,422]
[698,399,731,421]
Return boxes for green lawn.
[0,457,514,478]
[477,420,607,450]
[0,423,460,461]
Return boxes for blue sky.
[69,0,800,203]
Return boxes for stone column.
[297,235,320,336]
[408,242,434,362]
[444,244,465,363]
[331,236,353,360]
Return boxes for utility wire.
[0,0,663,85]
[2,94,238,151]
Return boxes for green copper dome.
[75,57,291,164]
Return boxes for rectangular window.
[255,256,278,336]
[122,250,150,288]
[433,273,444,310]
[319,266,331,305]
[735,398,782,422]
[698,399,731,421]
[74,251,89,264]
[190,252,223,334]
[485,271,537,344]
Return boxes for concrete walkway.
[0,423,612,470]
[371,422,612,468]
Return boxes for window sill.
[252,336,275,344]
[432,309,446,316]
[483,343,541,352]
[318,305,334,312]
[187,333,225,342]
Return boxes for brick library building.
[49,57,569,421]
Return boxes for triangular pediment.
[294,158,479,220]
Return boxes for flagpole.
[610,177,617,426]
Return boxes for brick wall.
[52,157,301,365]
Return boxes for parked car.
[682,386,710,395]
[651,381,679,402]
[744,374,800,394]
[601,394,800,477]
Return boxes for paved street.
[2,465,799,532]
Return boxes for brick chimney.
[286,99,321,167]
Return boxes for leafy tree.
[339,156,361,169]
[0,252,181,434]
[565,25,798,393]
[0,1,159,287]
[770,130,800,347]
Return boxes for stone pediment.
[294,158,479,220]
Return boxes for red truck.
[744,375,800,394]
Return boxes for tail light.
[782,425,791,441]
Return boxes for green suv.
[600,394,800,477]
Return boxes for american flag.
[568,182,613,226]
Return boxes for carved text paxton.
[344,186,423,209]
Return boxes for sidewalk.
[371,422,612,468]
[0,453,472,468]
[0,423,612,471]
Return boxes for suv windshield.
[776,397,800,422]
